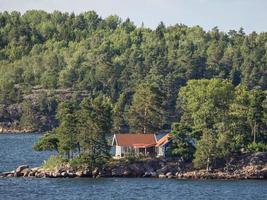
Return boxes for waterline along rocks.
[1,153,267,180]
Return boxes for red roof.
[114,134,156,148]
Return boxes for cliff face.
[0,87,90,133]
[0,101,58,133]
[0,103,22,132]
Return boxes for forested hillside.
[0,10,266,134]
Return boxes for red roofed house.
[112,133,171,158]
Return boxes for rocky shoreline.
[0,129,35,134]
[1,152,267,180]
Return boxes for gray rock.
[111,167,124,177]
[151,172,157,177]
[143,171,151,177]
[166,172,173,178]
[52,172,61,178]
[28,171,36,177]
[83,170,92,177]
[14,172,22,177]
[35,172,46,178]
[99,169,111,177]
[156,166,170,174]
[123,170,131,177]
[61,172,67,177]
[31,167,40,172]
[92,168,99,177]
[1,172,14,177]
[21,168,31,177]
[15,165,29,173]
[75,171,84,177]
[158,174,166,178]
[68,172,75,178]
[45,171,53,178]
[7,173,14,177]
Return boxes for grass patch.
[42,155,65,171]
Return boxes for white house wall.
[115,146,122,157]
[157,146,165,157]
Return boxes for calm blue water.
[0,133,54,172]
[0,134,267,200]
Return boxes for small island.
[0,10,266,181]
[1,80,266,180]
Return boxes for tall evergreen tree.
[78,95,113,168]
[56,101,79,159]
[128,82,164,133]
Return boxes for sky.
[1,0,267,33]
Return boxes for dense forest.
[0,10,266,169]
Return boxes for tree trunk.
[143,104,148,134]
[67,150,70,160]
[77,142,81,155]
[253,121,257,143]
[206,157,210,172]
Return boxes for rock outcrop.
[1,152,266,179]
[0,87,91,133]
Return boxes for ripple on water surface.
[0,134,267,200]
[0,178,267,200]
[0,133,53,172]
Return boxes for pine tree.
[56,101,79,159]
[113,92,128,133]
[128,82,164,133]
[78,95,112,168]
[193,130,217,171]
[248,89,266,143]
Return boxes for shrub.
[69,154,90,170]
[42,155,65,170]
[247,142,267,152]
[125,155,138,163]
